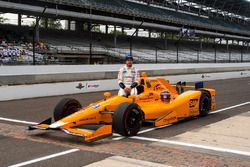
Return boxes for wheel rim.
[125,108,141,135]
[201,97,209,112]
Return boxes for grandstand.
[0,0,250,64]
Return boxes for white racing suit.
[118,65,140,96]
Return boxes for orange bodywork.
[30,74,216,142]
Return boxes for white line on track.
[138,124,173,134]
[209,101,250,114]
[112,124,173,141]
[130,136,250,157]
[0,117,37,125]
[8,148,79,167]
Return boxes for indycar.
[29,72,216,142]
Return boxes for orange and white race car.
[29,72,215,142]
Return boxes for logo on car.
[189,99,198,108]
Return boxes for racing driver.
[118,54,140,96]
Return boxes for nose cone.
[57,107,100,127]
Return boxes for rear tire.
[54,98,82,121]
[113,102,143,136]
[199,91,211,116]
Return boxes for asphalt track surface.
[1,77,250,167]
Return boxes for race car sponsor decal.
[150,80,158,83]
[190,109,198,114]
[76,83,85,89]
[91,104,101,109]
[88,84,99,88]
[148,92,154,96]
[189,98,198,108]
[80,117,96,122]
[76,82,100,90]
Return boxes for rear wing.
[171,81,204,94]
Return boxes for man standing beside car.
[118,54,140,96]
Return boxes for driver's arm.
[118,68,125,89]
[130,69,140,89]
[119,82,126,89]
[130,82,138,89]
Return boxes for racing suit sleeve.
[118,68,125,89]
[119,82,126,89]
[130,82,138,89]
[130,68,140,88]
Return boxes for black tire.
[199,91,211,116]
[113,102,143,136]
[54,98,82,121]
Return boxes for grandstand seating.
[2,41,249,64]
[2,0,250,65]
[37,29,250,64]
[39,0,250,35]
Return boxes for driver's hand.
[124,87,131,94]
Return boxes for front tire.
[113,102,143,136]
[199,91,211,116]
[54,98,82,121]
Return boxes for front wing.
[29,118,112,142]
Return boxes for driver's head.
[160,91,171,103]
[125,54,133,68]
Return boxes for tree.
[32,18,62,29]
[45,18,62,29]
[92,26,101,33]
[0,16,8,23]
[110,30,127,35]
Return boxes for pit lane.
[0,77,250,167]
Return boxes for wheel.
[199,91,211,116]
[113,102,143,136]
[54,98,82,121]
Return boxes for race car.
[29,72,216,142]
